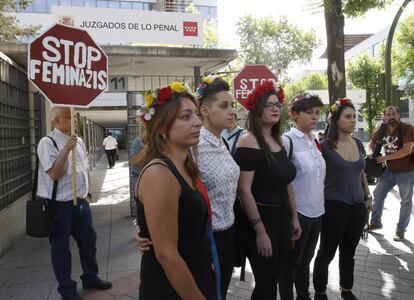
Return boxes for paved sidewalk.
[0,152,413,300]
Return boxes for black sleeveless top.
[234,147,297,206]
[136,158,214,300]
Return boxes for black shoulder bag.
[26,136,59,238]
[365,123,387,178]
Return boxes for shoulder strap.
[228,128,243,141]
[221,136,230,152]
[32,136,59,201]
[285,135,293,160]
[373,123,388,158]
[230,129,243,156]
[135,160,168,197]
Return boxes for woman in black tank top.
[131,84,215,300]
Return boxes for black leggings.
[213,225,235,300]
[313,200,367,293]
[247,204,290,300]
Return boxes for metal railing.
[0,56,33,210]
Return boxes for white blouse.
[283,128,326,218]
[197,127,240,231]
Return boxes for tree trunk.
[366,89,373,135]
[324,0,346,104]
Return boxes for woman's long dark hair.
[130,92,200,189]
[246,91,282,161]
[326,103,355,149]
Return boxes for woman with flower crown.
[312,99,372,300]
[135,77,239,299]
[278,93,326,300]
[132,82,215,300]
[195,76,240,299]
[234,80,301,300]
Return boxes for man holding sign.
[36,107,112,300]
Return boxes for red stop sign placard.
[28,23,108,107]
[233,65,278,110]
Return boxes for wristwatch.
[87,192,92,200]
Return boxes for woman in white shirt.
[196,77,240,299]
[279,94,326,300]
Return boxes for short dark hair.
[108,132,112,136]
[289,94,324,113]
[198,78,230,106]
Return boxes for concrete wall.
[0,193,30,256]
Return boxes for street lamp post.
[385,0,412,106]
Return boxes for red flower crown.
[245,80,285,111]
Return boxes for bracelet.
[250,217,262,227]
[364,194,372,201]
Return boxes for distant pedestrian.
[103,132,117,168]
[313,99,372,300]
[368,106,414,241]
[130,136,144,189]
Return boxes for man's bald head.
[50,106,71,133]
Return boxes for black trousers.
[213,225,235,300]
[279,213,322,300]
[247,204,290,300]
[105,149,116,168]
[313,200,367,293]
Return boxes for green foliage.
[394,14,414,98]
[185,3,219,48]
[203,19,219,48]
[284,72,328,102]
[0,0,40,41]
[348,54,385,135]
[236,15,318,79]
[306,0,390,17]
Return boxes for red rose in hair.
[339,98,348,105]
[157,87,172,105]
[277,86,285,103]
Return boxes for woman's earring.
[161,134,166,140]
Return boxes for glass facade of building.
[18,0,217,19]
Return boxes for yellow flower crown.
[138,81,190,122]
[330,98,353,113]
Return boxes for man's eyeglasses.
[263,102,282,111]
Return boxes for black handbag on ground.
[26,137,59,238]
[364,123,387,178]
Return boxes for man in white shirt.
[221,112,245,156]
[37,107,111,300]
[103,132,117,168]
